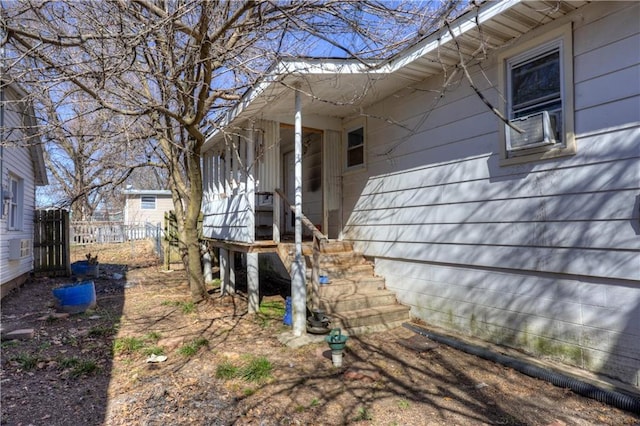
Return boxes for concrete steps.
[278,239,409,335]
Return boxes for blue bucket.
[52,281,97,314]
[71,261,99,277]
[283,296,292,326]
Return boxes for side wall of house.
[0,95,37,291]
[124,194,173,226]
[342,2,640,387]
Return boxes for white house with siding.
[202,1,640,389]
[122,189,173,227]
[1,81,48,298]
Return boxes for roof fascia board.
[277,59,382,75]
[122,189,172,195]
[20,95,49,186]
[382,0,522,73]
[205,58,379,147]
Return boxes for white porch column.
[232,136,240,193]
[247,126,256,243]
[215,153,223,196]
[224,139,231,195]
[247,124,259,313]
[292,88,307,336]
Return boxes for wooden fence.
[34,209,71,277]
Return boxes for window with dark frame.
[7,175,22,230]
[499,24,575,165]
[346,126,364,168]
[506,40,563,156]
[141,195,156,210]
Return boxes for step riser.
[279,239,409,336]
[314,253,367,267]
[319,241,353,254]
[320,294,398,313]
[316,281,385,298]
[331,309,410,329]
[316,265,374,278]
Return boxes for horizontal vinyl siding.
[124,195,173,226]
[343,1,640,282]
[1,116,37,286]
[202,193,252,243]
[341,1,640,387]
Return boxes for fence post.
[62,210,71,276]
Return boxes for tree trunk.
[183,144,207,302]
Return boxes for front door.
[281,127,324,237]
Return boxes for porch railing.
[274,188,327,311]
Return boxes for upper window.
[345,124,365,170]
[6,175,23,230]
[499,24,575,165]
[140,195,156,210]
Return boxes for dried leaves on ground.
[1,241,638,425]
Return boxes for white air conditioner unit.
[506,111,556,151]
[8,238,32,260]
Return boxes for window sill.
[344,164,366,175]
[499,143,576,167]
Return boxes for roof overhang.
[204,0,588,151]
[2,80,49,186]
[122,189,172,196]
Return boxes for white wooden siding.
[1,96,37,286]
[341,1,640,387]
[202,193,253,242]
[124,194,173,226]
[202,125,257,243]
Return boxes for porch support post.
[220,247,229,295]
[228,250,236,293]
[292,88,307,336]
[247,124,259,313]
[203,243,213,283]
[247,252,259,313]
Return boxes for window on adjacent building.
[141,195,156,210]
[346,126,365,169]
[6,175,23,230]
[499,23,575,165]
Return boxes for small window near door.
[141,195,156,210]
[346,126,365,169]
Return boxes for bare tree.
[2,0,443,302]
[34,85,151,219]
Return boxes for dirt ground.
[1,241,639,426]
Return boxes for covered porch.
[201,60,411,336]
[201,90,342,336]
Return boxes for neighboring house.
[202,1,640,389]
[0,81,48,298]
[122,189,173,227]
